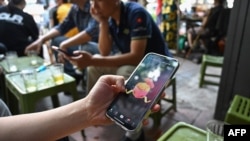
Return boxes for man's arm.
[0,99,89,141]
[0,75,125,141]
[69,39,147,69]
[98,21,113,56]
[59,30,92,50]
[92,39,146,66]
[0,75,160,141]
[25,28,60,54]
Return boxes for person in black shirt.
[187,0,224,52]
[0,0,39,56]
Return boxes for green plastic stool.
[150,77,177,128]
[157,122,206,141]
[199,54,224,87]
[178,35,187,51]
[224,95,250,124]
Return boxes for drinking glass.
[21,69,37,92]
[5,51,18,72]
[49,63,64,85]
[27,50,38,66]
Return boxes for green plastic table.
[157,122,207,141]
[4,64,79,114]
[0,56,45,73]
[0,56,45,102]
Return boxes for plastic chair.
[150,77,177,128]
[224,95,250,124]
[199,54,224,87]
[157,122,206,141]
[178,35,187,51]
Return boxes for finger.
[142,119,149,126]
[100,75,125,92]
[57,54,65,63]
[160,92,166,98]
[151,104,161,113]
[59,59,65,64]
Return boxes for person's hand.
[57,52,66,63]
[56,46,68,64]
[57,44,69,63]
[85,75,125,125]
[90,3,109,23]
[84,75,161,126]
[25,38,43,55]
[64,50,93,70]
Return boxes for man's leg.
[87,64,135,95]
[86,66,117,93]
[79,42,99,55]
[87,65,135,93]
[116,65,136,79]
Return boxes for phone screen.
[106,53,179,131]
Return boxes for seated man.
[0,0,40,57]
[186,0,224,55]
[25,0,99,85]
[49,0,79,46]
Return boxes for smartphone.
[52,46,75,56]
[106,52,179,131]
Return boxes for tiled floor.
[34,54,222,141]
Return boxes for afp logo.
[224,125,250,140]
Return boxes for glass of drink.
[49,63,64,85]
[27,50,38,66]
[21,69,37,92]
[5,51,18,72]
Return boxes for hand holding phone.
[106,53,179,131]
[52,46,75,56]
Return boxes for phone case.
[52,46,74,56]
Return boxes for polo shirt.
[55,1,99,42]
[50,3,79,38]
[109,2,171,56]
